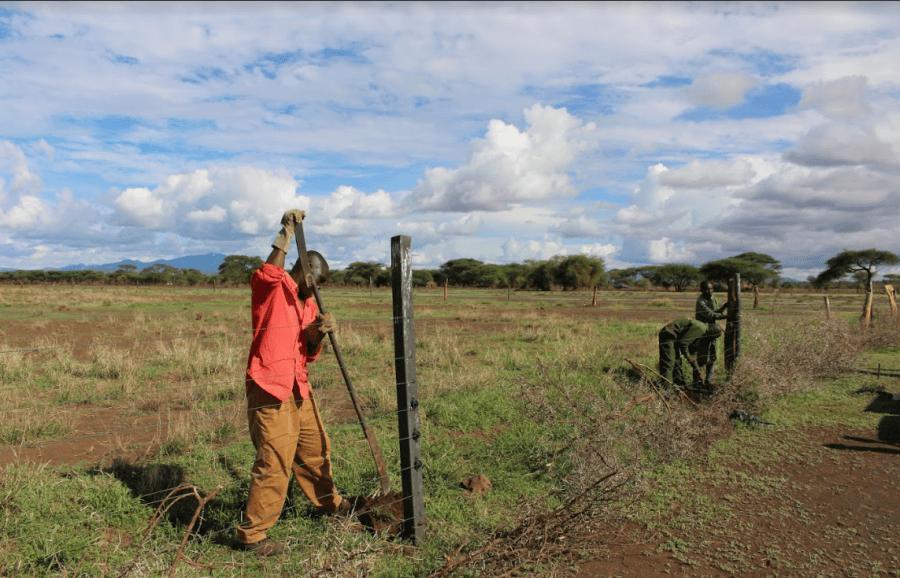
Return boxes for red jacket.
[246,263,320,401]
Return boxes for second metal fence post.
[725,273,741,377]
[391,235,425,543]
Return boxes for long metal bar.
[294,220,391,495]
[391,235,425,543]
[724,273,741,376]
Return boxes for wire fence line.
[0,320,408,474]
[3,296,892,571]
[0,314,400,356]
[0,318,412,496]
[3,403,410,531]
[0,289,885,357]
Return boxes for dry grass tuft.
[429,471,625,578]
[861,318,900,350]
[728,317,861,410]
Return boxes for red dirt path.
[579,425,900,577]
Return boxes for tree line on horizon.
[1,249,896,293]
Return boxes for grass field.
[0,284,897,576]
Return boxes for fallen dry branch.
[624,357,697,407]
[429,470,626,578]
[615,393,655,418]
[167,485,222,577]
[117,483,196,578]
[116,483,220,578]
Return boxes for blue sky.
[1,2,899,279]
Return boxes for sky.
[1,2,899,279]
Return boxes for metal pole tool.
[294,220,391,495]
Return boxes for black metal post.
[725,273,741,376]
[391,235,425,543]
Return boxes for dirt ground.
[2,286,893,576]
[580,422,900,577]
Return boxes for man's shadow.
[93,456,244,543]
[824,391,900,455]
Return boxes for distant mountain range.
[1,253,230,275]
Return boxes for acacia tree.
[411,269,434,287]
[815,249,900,290]
[816,249,900,326]
[500,263,529,290]
[554,255,606,291]
[607,266,655,288]
[700,253,781,308]
[345,261,386,287]
[525,259,557,291]
[730,252,782,284]
[439,258,485,286]
[648,263,700,292]
[218,255,263,285]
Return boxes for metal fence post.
[725,273,741,376]
[391,235,425,543]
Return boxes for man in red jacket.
[236,209,349,556]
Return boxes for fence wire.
[2,282,895,570]
[0,309,418,538]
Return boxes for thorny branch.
[428,470,627,578]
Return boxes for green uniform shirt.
[661,318,709,362]
[695,294,726,323]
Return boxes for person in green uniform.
[657,318,722,388]
[694,280,728,386]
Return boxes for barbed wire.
[0,312,422,356]
[0,294,868,359]
[0,360,416,414]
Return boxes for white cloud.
[330,186,394,219]
[115,187,166,227]
[501,237,568,262]
[799,76,870,119]
[613,132,900,266]
[659,158,756,189]
[2,4,900,270]
[551,214,605,238]
[785,123,897,168]
[741,163,892,210]
[112,166,310,238]
[186,205,227,223]
[0,195,47,228]
[647,237,695,263]
[632,164,673,209]
[578,242,618,260]
[0,142,54,231]
[414,104,597,211]
[33,139,55,160]
[0,141,42,202]
[685,72,757,109]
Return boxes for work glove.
[314,312,336,334]
[272,209,306,253]
[303,312,335,353]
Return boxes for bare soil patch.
[0,383,365,469]
[355,491,406,535]
[579,424,900,577]
[0,407,191,466]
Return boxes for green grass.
[0,284,896,575]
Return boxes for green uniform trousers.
[695,336,716,366]
[658,330,686,385]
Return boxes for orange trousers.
[236,383,343,545]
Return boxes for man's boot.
[704,364,715,385]
[701,364,716,394]
[242,538,285,557]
